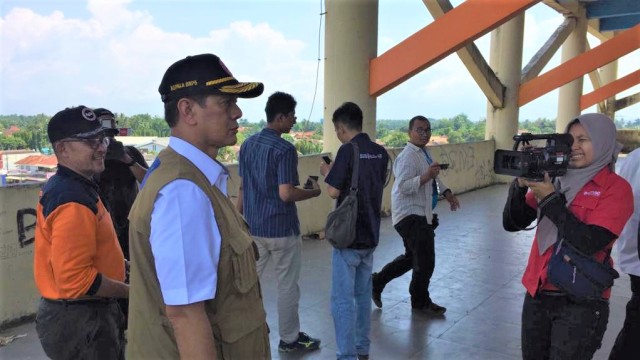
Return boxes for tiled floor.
[0,184,632,359]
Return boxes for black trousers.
[609,274,640,360]
[36,298,125,360]
[521,292,609,360]
[373,215,435,309]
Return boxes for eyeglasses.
[61,136,110,150]
[413,127,432,135]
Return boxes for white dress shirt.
[616,148,640,276]
[150,137,226,305]
[391,142,449,226]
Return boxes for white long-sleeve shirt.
[391,142,449,226]
[616,148,640,277]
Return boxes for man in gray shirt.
[372,115,460,314]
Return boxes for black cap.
[47,106,119,143]
[158,53,264,103]
[92,107,117,131]
[93,107,115,119]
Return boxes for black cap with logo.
[47,106,119,143]
[158,53,264,103]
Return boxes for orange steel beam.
[580,69,640,110]
[369,0,539,97]
[519,24,640,106]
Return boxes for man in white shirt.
[372,115,460,314]
[609,147,640,360]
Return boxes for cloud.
[1,0,637,123]
[0,0,322,122]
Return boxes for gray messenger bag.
[325,142,359,249]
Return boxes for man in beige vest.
[127,53,270,359]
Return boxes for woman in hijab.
[502,113,634,360]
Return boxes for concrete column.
[556,10,587,132]
[485,13,525,154]
[600,60,618,120]
[484,30,500,141]
[323,0,378,154]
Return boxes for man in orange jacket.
[34,106,129,360]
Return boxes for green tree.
[282,134,295,144]
[380,131,408,147]
[295,139,323,155]
[0,135,28,150]
[216,146,237,163]
[235,132,247,145]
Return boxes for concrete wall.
[617,129,640,152]
[0,140,496,325]
[0,184,41,328]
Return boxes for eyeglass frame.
[60,135,111,150]
[412,127,432,135]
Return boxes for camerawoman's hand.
[519,172,555,201]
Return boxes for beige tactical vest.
[126,147,266,359]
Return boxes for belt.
[539,290,566,297]
[43,297,116,305]
[538,290,608,303]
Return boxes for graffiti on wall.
[17,208,37,248]
[436,145,494,185]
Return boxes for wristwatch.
[125,159,137,167]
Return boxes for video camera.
[493,133,573,180]
[93,108,132,161]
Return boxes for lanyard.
[421,148,432,164]
[420,148,438,209]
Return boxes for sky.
[1,0,638,123]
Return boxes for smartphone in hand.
[304,175,319,189]
[439,163,450,170]
[322,156,332,164]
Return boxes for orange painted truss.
[580,69,640,110]
[519,24,640,107]
[369,0,539,97]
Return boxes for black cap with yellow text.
[47,106,119,143]
[158,53,264,102]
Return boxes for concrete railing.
[0,140,496,327]
[0,183,41,328]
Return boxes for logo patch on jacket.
[583,190,601,197]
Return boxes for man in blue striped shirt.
[237,91,322,353]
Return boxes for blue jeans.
[331,247,375,360]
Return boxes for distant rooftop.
[14,155,57,169]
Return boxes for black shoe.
[371,273,383,308]
[426,302,446,315]
[358,354,370,360]
[413,302,446,316]
[278,332,321,352]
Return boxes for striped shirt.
[391,142,449,226]
[239,128,300,237]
